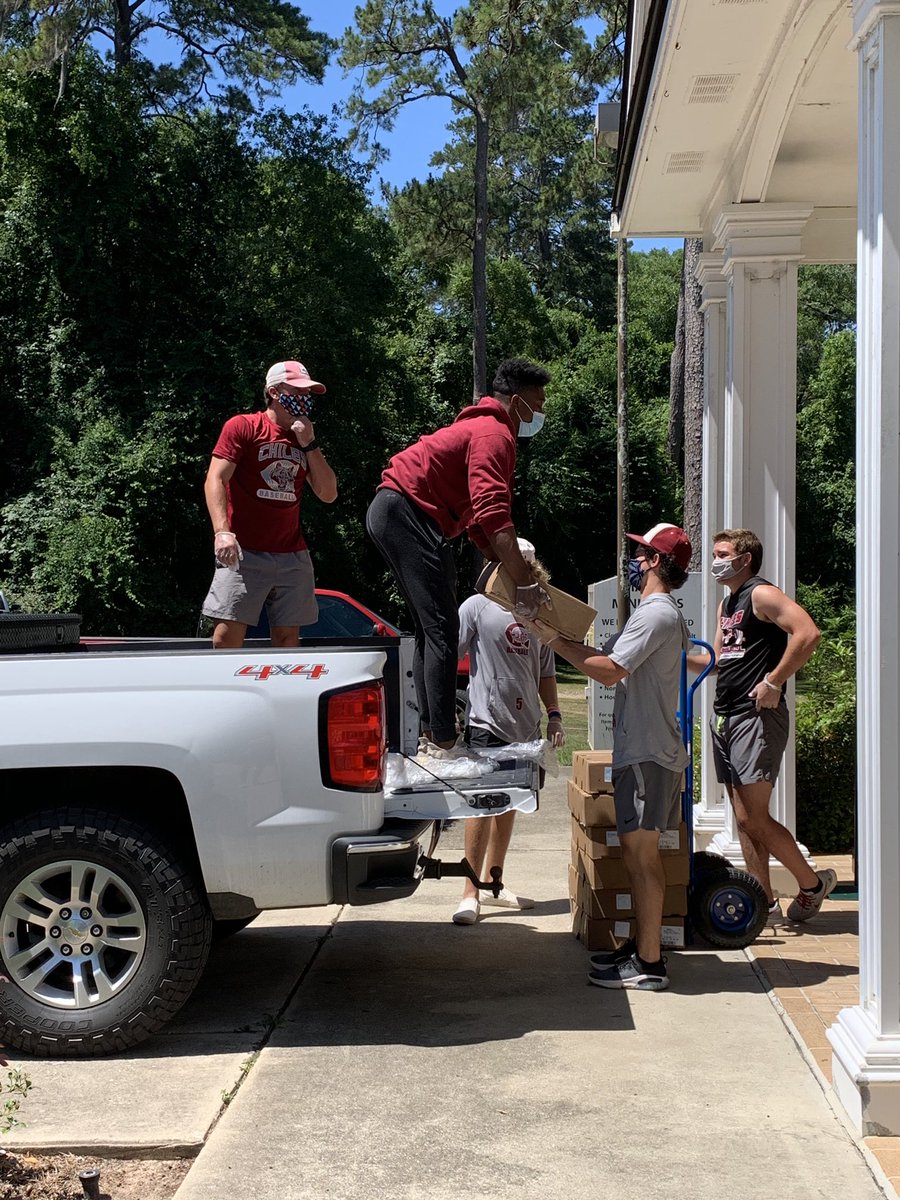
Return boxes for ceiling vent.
[688,74,738,104]
[717,0,765,6]
[664,151,705,175]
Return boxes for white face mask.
[711,555,746,582]
[516,396,545,438]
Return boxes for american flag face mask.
[277,391,314,420]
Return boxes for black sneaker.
[589,952,669,991]
[588,937,637,969]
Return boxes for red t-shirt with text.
[213,412,309,553]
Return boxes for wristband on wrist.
[547,709,562,720]
[763,673,781,691]
[300,438,320,453]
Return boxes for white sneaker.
[452,897,480,925]
[766,899,783,930]
[786,868,838,923]
[480,886,534,910]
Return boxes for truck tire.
[0,808,212,1057]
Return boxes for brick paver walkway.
[747,855,900,1195]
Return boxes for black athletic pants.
[366,487,459,743]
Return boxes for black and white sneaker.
[589,952,669,991]
[589,937,637,970]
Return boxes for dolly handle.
[681,638,716,840]
[681,637,715,753]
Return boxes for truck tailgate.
[384,757,540,821]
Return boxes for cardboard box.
[567,779,617,827]
[573,819,688,858]
[568,866,688,919]
[571,832,690,889]
[571,750,614,795]
[480,563,597,643]
[572,909,686,952]
[576,881,687,920]
[571,837,632,889]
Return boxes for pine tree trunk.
[472,105,489,401]
[682,237,704,567]
[668,251,686,472]
[113,0,133,69]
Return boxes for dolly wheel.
[690,869,768,948]
[692,851,732,880]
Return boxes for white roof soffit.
[616,0,855,241]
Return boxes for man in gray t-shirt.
[531,522,692,993]
[451,540,566,927]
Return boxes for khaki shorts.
[202,549,318,629]
[612,761,683,836]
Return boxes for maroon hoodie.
[379,397,516,553]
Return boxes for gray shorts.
[710,705,789,786]
[612,761,683,836]
[202,549,318,629]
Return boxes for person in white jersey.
[452,539,566,925]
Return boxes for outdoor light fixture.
[594,102,621,151]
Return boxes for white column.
[709,204,814,889]
[829,1,900,1136]
[693,253,727,849]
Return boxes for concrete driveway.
[5,774,889,1200]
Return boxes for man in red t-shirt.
[366,358,551,757]
[202,359,338,649]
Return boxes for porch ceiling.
[616,0,856,248]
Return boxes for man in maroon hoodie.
[366,358,550,758]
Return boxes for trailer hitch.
[418,855,503,897]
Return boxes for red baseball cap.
[265,360,326,394]
[627,523,692,570]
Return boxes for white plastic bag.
[384,738,556,792]
[471,738,559,777]
[385,751,497,791]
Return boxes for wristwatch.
[300,438,319,453]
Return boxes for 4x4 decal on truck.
[234,664,330,680]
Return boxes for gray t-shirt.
[608,592,690,773]
[458,594,556,743]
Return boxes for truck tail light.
[325,682,386,790]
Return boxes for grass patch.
[554,658,588,685]
[554,667,589,766]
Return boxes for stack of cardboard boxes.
[568,749,689,951]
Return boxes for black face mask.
[277,391,313,419]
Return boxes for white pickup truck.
[0,616,538,1057]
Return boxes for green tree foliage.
[795,584,855,853]
[385,10,620,322]
[796,264,856,405]
[792,304,857,847]
[515,248,681,595]
[796,328,855,601]
[0,0,331,113]
[0,57,416,632]
[341,0,624,395]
